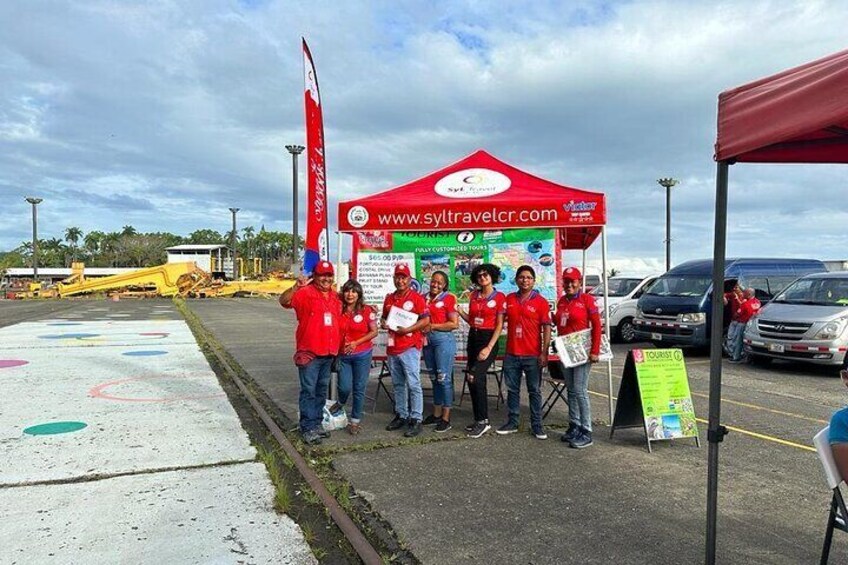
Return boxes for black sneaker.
[302,429,322,445]
[467,422,491,439]
[435,419,452,433]
[569,430,593,449]
[464,422,476,432]
[496,421,519,435]
[404,420,423,437]
[532,425,548,440]
[422,414,440,426]
[560,422,579,443]
[316,429,331,439]
[386,415,408,431]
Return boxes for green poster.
[632,348,698,440]
[357,228,557,304]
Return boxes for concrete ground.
[184,297,848,564]
[0,298,315,564]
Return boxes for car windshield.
[591,278,642,297]
[645,275,712,297]
[772,277,848,306]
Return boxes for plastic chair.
[814,425,848,564]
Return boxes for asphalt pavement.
[184,297,848,564]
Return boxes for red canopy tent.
[706,48,848,563]
[338,149,606,243]
[337,150,615,418]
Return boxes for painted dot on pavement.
[0,360,29,369]
[24,421,87,435]
[122,350,168,357]
[39,333,100,340]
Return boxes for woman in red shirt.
[457,263,506,439]
[554,267,601,449]
[337,279,378,434]
[422,271,459,432]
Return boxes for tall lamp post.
[229,207,240,280]
[25,197,43,282]
[657,177,680,272]
[285,144,305,273]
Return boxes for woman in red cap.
[555,266,601,448]
[457,263,506,439]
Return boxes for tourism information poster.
[632,348,698,440]
[355,228,559,304]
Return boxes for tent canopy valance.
[715,48,848,163]
[338,150,606,249]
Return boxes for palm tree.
[64,226,83,264]
[121,225,138,237]
[242,225,255,258]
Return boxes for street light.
[285,144,305,273]
[229,207,240,281]
[657,177,680,272]
[25,197,43,282]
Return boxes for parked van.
[633,258,826,348]
[743,272,848,369]
[590,275,660,343]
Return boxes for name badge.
[473,317,484,327]
[560,314,568,326]
[324,313,333,326]
[387,336,395,347]
[515,326,523,338]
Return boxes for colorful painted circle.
[122,350,168,357]
[39,333,100,340]
[0,360,29,369]
[24,421,87,435]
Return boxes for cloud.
[2,0,847,272]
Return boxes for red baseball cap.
[562,267,582,281]
[394,263,411,277]
[314,261,334,276]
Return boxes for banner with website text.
[354,228,561,304]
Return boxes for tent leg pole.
[601,226,613,423]
[582,248,587,292]
[706,160,730,565]
[337,232,343,272]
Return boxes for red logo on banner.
[357,231,392,249]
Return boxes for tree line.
[0,225,303,271]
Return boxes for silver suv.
[743,272,848,370]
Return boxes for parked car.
[584,274,601,292]
[633,258,827,348]
[590,275,660,343]
[743,271,848,370]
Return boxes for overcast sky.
[2,0,847,275]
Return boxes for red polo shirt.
[340,305,378,355]
[725,292,743,322]
[505,290,552,356]
[555,292,602,356]
[468,290,506,330]
[737,297,761,324]
[427,292,458,326]
[382,290,429,355]
[283,283,342,356]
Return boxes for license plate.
[651,333,662,341]
[768,343,784,353]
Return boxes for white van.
[743,271,848,370]
[590,275,660,343]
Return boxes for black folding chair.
[458,361,505,410]
[814,426,848,564]
[369,360,395,413]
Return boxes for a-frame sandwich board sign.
[610,348,700,453]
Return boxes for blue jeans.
[298,355,333,433]
[422,331,456,408]
[338,350,373,422]
[724,321,740,356]
[503,354,543,428]
[730,321,745,361]
[564,361,592,432]
[388,347,423,421]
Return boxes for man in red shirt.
[731,288,761,363]
[496,265,552,440]
[278,260,341,445]
[723,283,743,357]
[381,263,430,437]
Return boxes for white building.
[165,244,229,276]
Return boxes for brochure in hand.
[554,329,613,368]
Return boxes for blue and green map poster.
[355,228,560,304]
[610,348,700,452]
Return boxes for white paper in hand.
[386,305,419,331]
